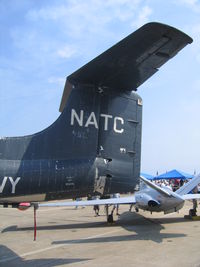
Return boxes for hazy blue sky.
[1,0,200,175]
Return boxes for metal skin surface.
[0,86,142,204]
[0,22,193,206]
[134,184,184,213]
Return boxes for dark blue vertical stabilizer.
[0,22,192,203]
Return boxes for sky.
[1,0,200,175]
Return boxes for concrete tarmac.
[1,201,200,267]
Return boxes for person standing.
[92,196,100,216]
[93,204,100,216]
[112,193,120,216]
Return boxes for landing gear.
[189,208,197,217]
[105,205,114,223]
[107,214,114,223]
[185,199,198,219]
[189,199,198,217]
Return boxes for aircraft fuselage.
[135,186,184,214]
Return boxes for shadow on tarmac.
[2,211,187,244]
[51,212,186,244]
[1,221,105,233]
[0,245,90,267]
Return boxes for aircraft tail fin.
[60,22,193,112]
[176,173,200,196]
[140,175,172,197]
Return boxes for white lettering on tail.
[85,112,98,128]
[100,114,113,130]
[70,109,124,134]
[0,176,21,194]
[71,109,83,126]
[0,177,8,193]
[114,117,124,133]
[9,177,21,194]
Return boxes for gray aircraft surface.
[40,173,200,223]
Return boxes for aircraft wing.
[59,22,192,111]
[181,194,200,200]
[175,173,200,195]
[140,175,172,197]
[39,195,136,208]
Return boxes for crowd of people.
[93,193,121,217]
[73,193,121,217]
[153,179,187,191]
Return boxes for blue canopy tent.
[140,172,154,180]
[153,169,193,180]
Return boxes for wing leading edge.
[176,173,200,196]
[39,196,136,208]
[182,194,200,200]
[60,22,192,112]
[140,175,172,197]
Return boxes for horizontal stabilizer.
[176,173,200,196]
[68,22,192,89]
[39,196,135,208]
[140,175,172,197]
[60,22,192,111]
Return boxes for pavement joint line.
[0,228,122,263]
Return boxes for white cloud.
[104,0,142,21]
[22,0,154,67]
[131,5,152,28]
[186,23,200,63]
[26,0,142,23]
[182,0,198,4]
[48,77,66,86]
[26,4,68,21]
[26,0,152,36]
[1,0,155,136]
[56,45,77,59]
[177,0,200,12]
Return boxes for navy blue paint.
[0,22,192,204]
[0,85,142,203]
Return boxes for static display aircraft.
[0,23,193,214]
[40,174,200,223]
